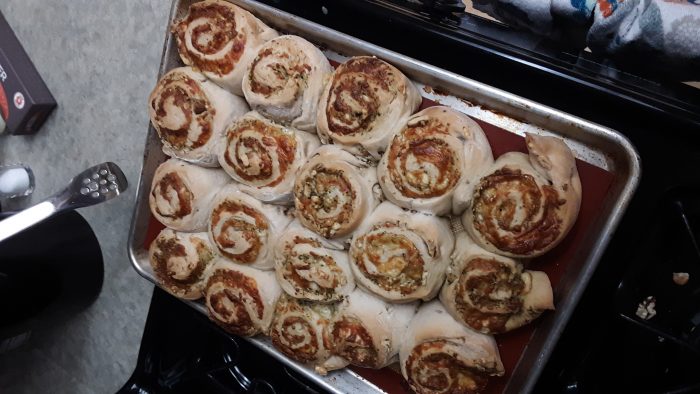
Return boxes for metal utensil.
[0,162,127,243]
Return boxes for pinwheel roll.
[377,106,494,216]
[149,158,230,232]
[274,221,355,303]
[269,294,349,375]
[204,259,281,336]
[209,184,293,270]
[462,133,582,258]
[440,231,554,334]
[148,67,249,167]
[148,229,217,300]
[349,201,454,303]
[242,35,332,132]
[293,145,381,241]
[218,111,319,204]
[316,56,421,159]
[399,300,505,394]
[325,289,417,369]
[171,0,278,95]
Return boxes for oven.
[120,1,700,393]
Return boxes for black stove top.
[122,1,700,393]
[119,288,326,394]
[536,187,700,393]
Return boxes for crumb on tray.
[636,296,657,320]
[673,272,690,286]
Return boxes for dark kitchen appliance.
[0,210,103,353]
[123,1,700,393]
[0,161,125,354]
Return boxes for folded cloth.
[553,0,597,23]
[468,0,699,73]
[588,0,700,65]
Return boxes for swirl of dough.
[204,259,281,336]
[171,0,278,95]
[349,202,454,302]
[326,289,417,369]
[219,111,319,204]
[378,106,493,215]
[293,145,380,241]
[462,133,582,258]
[400,301,505,394]
[269,294,346,374]
[316,56,421,159]
[209,185,292,270]
[243,35,332,132]
[149,159,230,232]
[441,231,554,334]
[274,221,354,302]
[149,229,217,299]
[148,67,248,166]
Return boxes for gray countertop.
[0,1,171,392]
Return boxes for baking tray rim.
[127,1,641,393]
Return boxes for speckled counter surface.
[0,1,171,393]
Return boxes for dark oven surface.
[119,288,327,394]
[127,1,700,393]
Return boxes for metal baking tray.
[128,0,641,392]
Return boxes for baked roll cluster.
[145,2,583,392]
